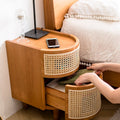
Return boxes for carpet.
[110,108,120,120]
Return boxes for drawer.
[46,83,101,120]
[46,87,66,111]
[45,72,103,119]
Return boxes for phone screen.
[46,38,60,48]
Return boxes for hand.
[74,72,96,86]
[87,63,106,75]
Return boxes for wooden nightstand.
[6,29,80,110]
[6,29,102,120]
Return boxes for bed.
[44,0,120,87]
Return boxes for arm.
[104,63,120,72]
[87,62,120,73]
[75,73,120,104]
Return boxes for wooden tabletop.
[11,29,79,53]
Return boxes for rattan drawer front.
[65,84,101,120]
[44,46,80,75]
[68,87,101,119]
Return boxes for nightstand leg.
[53,109,60,120]
[23,103,29,109]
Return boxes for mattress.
[61,18,120,63]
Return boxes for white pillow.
[65,0,120,22]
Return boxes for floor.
[7,97,120,120]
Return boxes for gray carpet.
[7,97,120,120]
[110,108,120,120]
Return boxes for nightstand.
[6,29,102,120]
[6,29,80,110]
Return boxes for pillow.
[65,0,120,22]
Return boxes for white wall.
[0,0,44,119]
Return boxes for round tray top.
[13,29,79,53]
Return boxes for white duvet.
[61,18,120,63]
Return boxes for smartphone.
[46,38,60,48]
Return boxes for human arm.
[87,63,120,73]
[75,73,120,104]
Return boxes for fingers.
[87,65,102,75]
[87,66,92,70]
[74,73,90,85]
[74,75,83,85]
[74,76,80,85]
[74,79,82,86]
[95,70,102,75]
[87,63,100,71]
[87,65,95,70]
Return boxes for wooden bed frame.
[43,0,120,87]
[44,0,78,30]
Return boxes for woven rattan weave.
[44,46,80,75]
[65,84,101,120]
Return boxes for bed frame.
[43,0,120,87]
[44,0,78,30]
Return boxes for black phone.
[46,38,60,48]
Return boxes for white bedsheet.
[61,18,120,63]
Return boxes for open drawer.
[46,86,66,111]
[45,74,102,120]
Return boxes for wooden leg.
[23,103,29,109]
[53,109,60,120]
[65,113,70,120]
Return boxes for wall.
[0,0,44,119]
